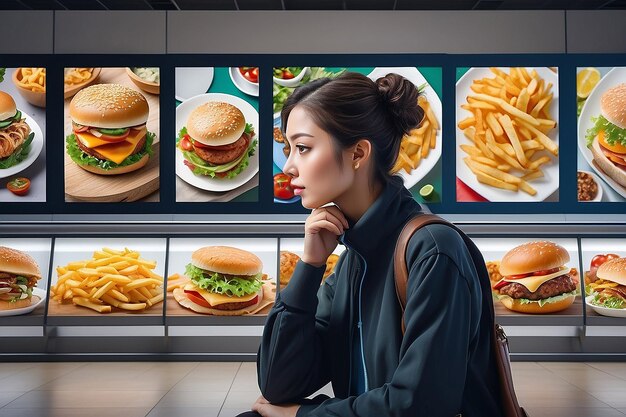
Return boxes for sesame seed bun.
[499,293,576,314]
[69,84,149,129]
[186,102,246,147]
[191,246,262,277]
[601,83,626,130]
[75,153,150,176]
[0,91,17,121]
[0,246,41,279]
[499,241,570,276]
[597,257,626,287]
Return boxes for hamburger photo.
[0,91,34,169]
[586,83,626,189]
[587,257,626,312]
[0,246,42,311]
[173,246,265,315]
[492,241,579,314]
[177,101,257,179]
[66,83,155,175]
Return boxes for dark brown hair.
[281,72,425,184]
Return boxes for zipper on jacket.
[342,239,369,393]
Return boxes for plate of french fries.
[50,245,164,314]
[368,67,442,189]
[456,67,559,201]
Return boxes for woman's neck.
[335,177,384,224]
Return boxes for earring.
[353,162,359,170]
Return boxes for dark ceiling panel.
[473,0,504,9]
[56,0,106,9]
[0,0,30,9]
[397,0,478,10]
[236,0,283,9]
[345,0,395,9]
[284,0,343,9]
[20,0,65,9]
[99,0,153,9]
[176,0,236,9]
[145,0,178,9]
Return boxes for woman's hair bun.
[376,73,425,136]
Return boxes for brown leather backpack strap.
[394,214,447,334]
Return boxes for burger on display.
[586,83,626,189]
[492,241,579,314]
[66,83,155,175]
[0,246,42,311]
[587,257,626,314]
[177,101,257,179]
[173,246,265,315]
[0,91,33,169]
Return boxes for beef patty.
[499,274,576,300]
[193,133,250,165]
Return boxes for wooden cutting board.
[64,67,160,202]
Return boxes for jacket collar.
[339,176,423,259]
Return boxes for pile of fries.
[15,68,46,92]
[392,94,439,175]
[64,68,93,86]
[51,247,164,314]
[458,67,558,196]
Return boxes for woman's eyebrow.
[287,133,314,142]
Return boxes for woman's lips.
[293,186,304,196]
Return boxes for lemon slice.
[419,184,434,199]
[577,67,601,99]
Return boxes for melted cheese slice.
[184,283,257,307]
[76,128,147,165]
[498,266,571,293]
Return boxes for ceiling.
[1,0,625,10]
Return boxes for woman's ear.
[351,139,373,168]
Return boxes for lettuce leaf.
[0,132,34,169]
[589,292,626,309]
[0,68,5,83]
[494,290,578,307]
[185,264,262,297]
[585,115,626,148]
[66,131,154,170]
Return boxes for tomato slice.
[532,267,560,276]
[7,177,30,196]
[274,173,295,200]
[184,290,212,308]
[180,136,193,151]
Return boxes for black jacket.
[258,176,503,417]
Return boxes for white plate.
[586,295,626,318]
[175,67,214,102]
[176,93,259,193]
[0,112,44,179]
[367,67,442,190]
[0,287,46,317]
[229,67,259,97]
[578,67,626,199]
[455,67,560,202]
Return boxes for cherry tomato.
[180,136,193,151]
[239,67,259,83]
[282,70,295,79]
[184,290,212,308]
[7,177,30,196]
[274,173,295,200]
[591,253,621,268]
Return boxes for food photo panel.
[577,67,626,202]
[0,238,51,319]
[167,238,277,317]
[476,238,581,318]
[175,66,259,203]
[279,238,344,290]
[456,67,559,202]
[48,238,166,317]
[64,67,160,202]
[0,67,46,202]
[272,66,442,205]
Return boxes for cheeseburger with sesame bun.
[493,241,579,314]
[66,83,155,175]
[0,246,42,311]
[177,101,257,179]
[173,246,264,316]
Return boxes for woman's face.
[283,106,355,209]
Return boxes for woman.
[243,72,502,417]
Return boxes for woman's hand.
[252,396,300,417]
[302,205,349,267]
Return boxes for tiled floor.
[1,361,626,416]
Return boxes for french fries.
[64,67,93,86]
[458,67,558,197]
[15,68,46,92]
[392,93,440,175]
[50,247,164,314]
